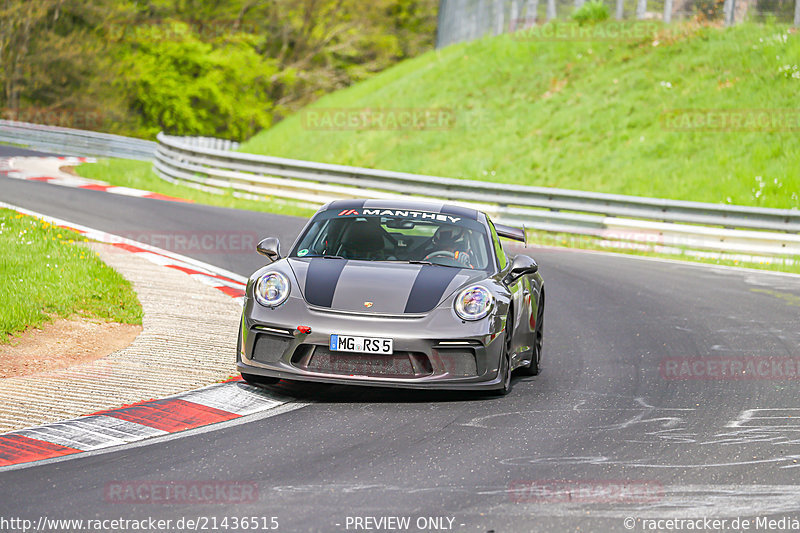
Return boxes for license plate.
[329,334,393,355]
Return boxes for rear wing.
[495,223,527,245]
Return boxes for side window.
[487,218,507,270]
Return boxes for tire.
[241,373,280,386]
[521,292,544,376]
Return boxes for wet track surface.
[2,161,800,532]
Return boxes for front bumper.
[238,295,506,391]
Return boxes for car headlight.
[454,285,494,321]
[254,272,290,307]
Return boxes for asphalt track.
[2,150,800,532]
[0,145,60,158]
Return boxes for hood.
[288,258,485,314]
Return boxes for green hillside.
[241,22,800,209]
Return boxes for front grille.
[251,333,292,363]
[295,346,430,378]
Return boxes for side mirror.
[506,254,538,283]
[256,237,281,263]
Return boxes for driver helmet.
[432,224,467,249]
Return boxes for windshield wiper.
[384,260,435,266]
[322,255,345,259]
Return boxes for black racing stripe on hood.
[304,258,348,308]
[440,204,478,220]
[404,265,460,314]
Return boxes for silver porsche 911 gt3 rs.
[237,199,544,395]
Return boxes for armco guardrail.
[5,121,796,258]
[0,120,156,160]
[155,132,800,258]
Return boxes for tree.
[0,0,439,138]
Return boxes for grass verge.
[74,158,317,218]
[0,209,143,342]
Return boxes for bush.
[112,24,281,141]
[572,0,611,24]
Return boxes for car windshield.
[291,209,492,270]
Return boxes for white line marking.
[12,426,125,451]
[71,416,169,440]
[178,382,288,416]
[12,417,167,451]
